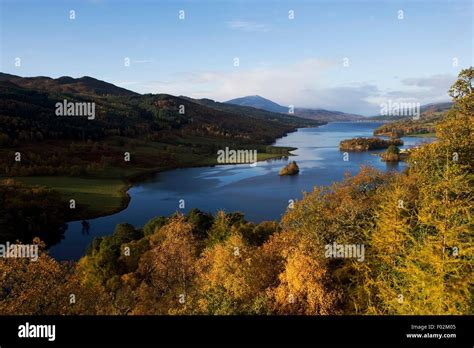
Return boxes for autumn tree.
[133,215,198,314]
[195,233,267,314]
[355,68,474,314]
[0,240,111,315]
[449,67,474,116]
[264,231,342,315]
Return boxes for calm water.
[49,122,434,260]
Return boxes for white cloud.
[227,20,271,32]
[130,61,455,116]
[401,74,455,90]
[301,85,382,115]
[139,58,336,105]
[367,74,455,113]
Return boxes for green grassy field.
[15,176,129,218]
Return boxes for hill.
[373,102,453,137]
[0,73,139,97]
[293,107,365,122]
[369,102,452,121]
[226,95,288,113]
[0,73,321,151]
[225,95,365,122]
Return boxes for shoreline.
[86,149,297,222]
[9,143,301,224]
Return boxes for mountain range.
[0,72,321,136]
[226,95,366,122]
[0,73,325,181]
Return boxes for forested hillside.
[0,74,320,178]
[373,102,453,137]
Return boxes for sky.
[0,0,472,115]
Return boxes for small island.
[339,137,403,151]
[279,161,299,176]
[380,146,413,162]
[380,145,401,162]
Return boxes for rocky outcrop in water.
[279,161,299,176]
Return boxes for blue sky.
[1,0,472,115]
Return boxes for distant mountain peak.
[226,95,288,113]
[225,95,364,122]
